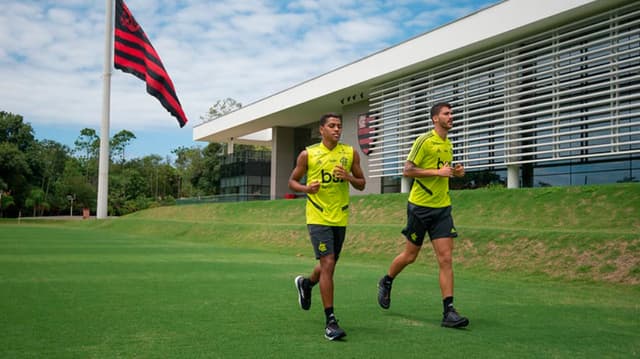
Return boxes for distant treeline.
[0,110,248,217]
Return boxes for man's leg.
[317,253,346,340]
[431,237,468,328]
[296,257,336,315]
[309,263,321,284]
[389,240,421,278]
[431,237,454,298]
[318,254,336,312]
[378,241,421,309]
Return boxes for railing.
[176,193,270,205]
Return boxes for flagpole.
[97,0,114,219]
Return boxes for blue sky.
[0,0,498,160]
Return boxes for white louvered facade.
[367,2,640,184]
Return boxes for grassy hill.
[76,183,640,285]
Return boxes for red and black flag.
[357,114,375,155]
[113,0,188,127]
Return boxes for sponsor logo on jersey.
[321,169,344,183]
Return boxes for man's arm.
[452,163,465,178]
[288,150,320,194]
[347,150,366,191]
[403,160,453,178]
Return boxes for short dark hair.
[430,102,452,119]
[320,113,342,126]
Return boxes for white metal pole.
[97,0,113,219]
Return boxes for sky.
[0,0,498,161]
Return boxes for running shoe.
[377,276,392,309]
[294,275,311,310]
[441,308,469,328]
[324,318,346,341]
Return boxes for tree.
[29,140,71,214]
[198,142,224,195]
[0,193,15,217]
[108,167,147,216]
[58,157,95,214]
[73,128,100,182]
[0,111,46,216]
[0,140,32,216]
[110,129,136,165]
[0,179,14,217]
[200,98,242,123]
[0,111,36,152]
[172,146,205,197]
[127,155,179,200]
[74,128,100,159]
[25,188,47,217]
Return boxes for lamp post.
[67,194,75,217]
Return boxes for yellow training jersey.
[305,142,354,226]
[407,130,453,208]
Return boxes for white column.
[97,0,113,219]
[401,176,412,193]
[227,138,234,155]
[507,165,519,189]
[270,127,296,200]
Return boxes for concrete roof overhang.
[193,0,612,145]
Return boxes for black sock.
[384,274,394,284]
[324,307,335,323]
[443,296,454,313]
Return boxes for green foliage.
[0,142,31,208]
[200,97,242,123]
[0,112,37,213]
[73,128,99,159]
[0,111,35,151]
[0,109,228,217]
[0,193,14,217]
[110,129,136,164]
[24,188,46,217]
[199,142,223,194]
[172,145,207,197]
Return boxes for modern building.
[194,0,640,199]
[219,149,271,200]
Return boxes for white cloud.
[0,0,497,155]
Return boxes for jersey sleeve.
[407,134,427,165]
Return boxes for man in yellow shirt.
[289,113,366,340]
[377,102,469,328]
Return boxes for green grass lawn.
[1,224,638,358]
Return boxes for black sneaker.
[441,308,469,328]
[377,276,392,309]
[294,275,311,310]
[324,318,346,341]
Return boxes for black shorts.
[307,224,346,260]
[401,203,457,246]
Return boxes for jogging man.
[290,113,366,340]
[377,102,469,328]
